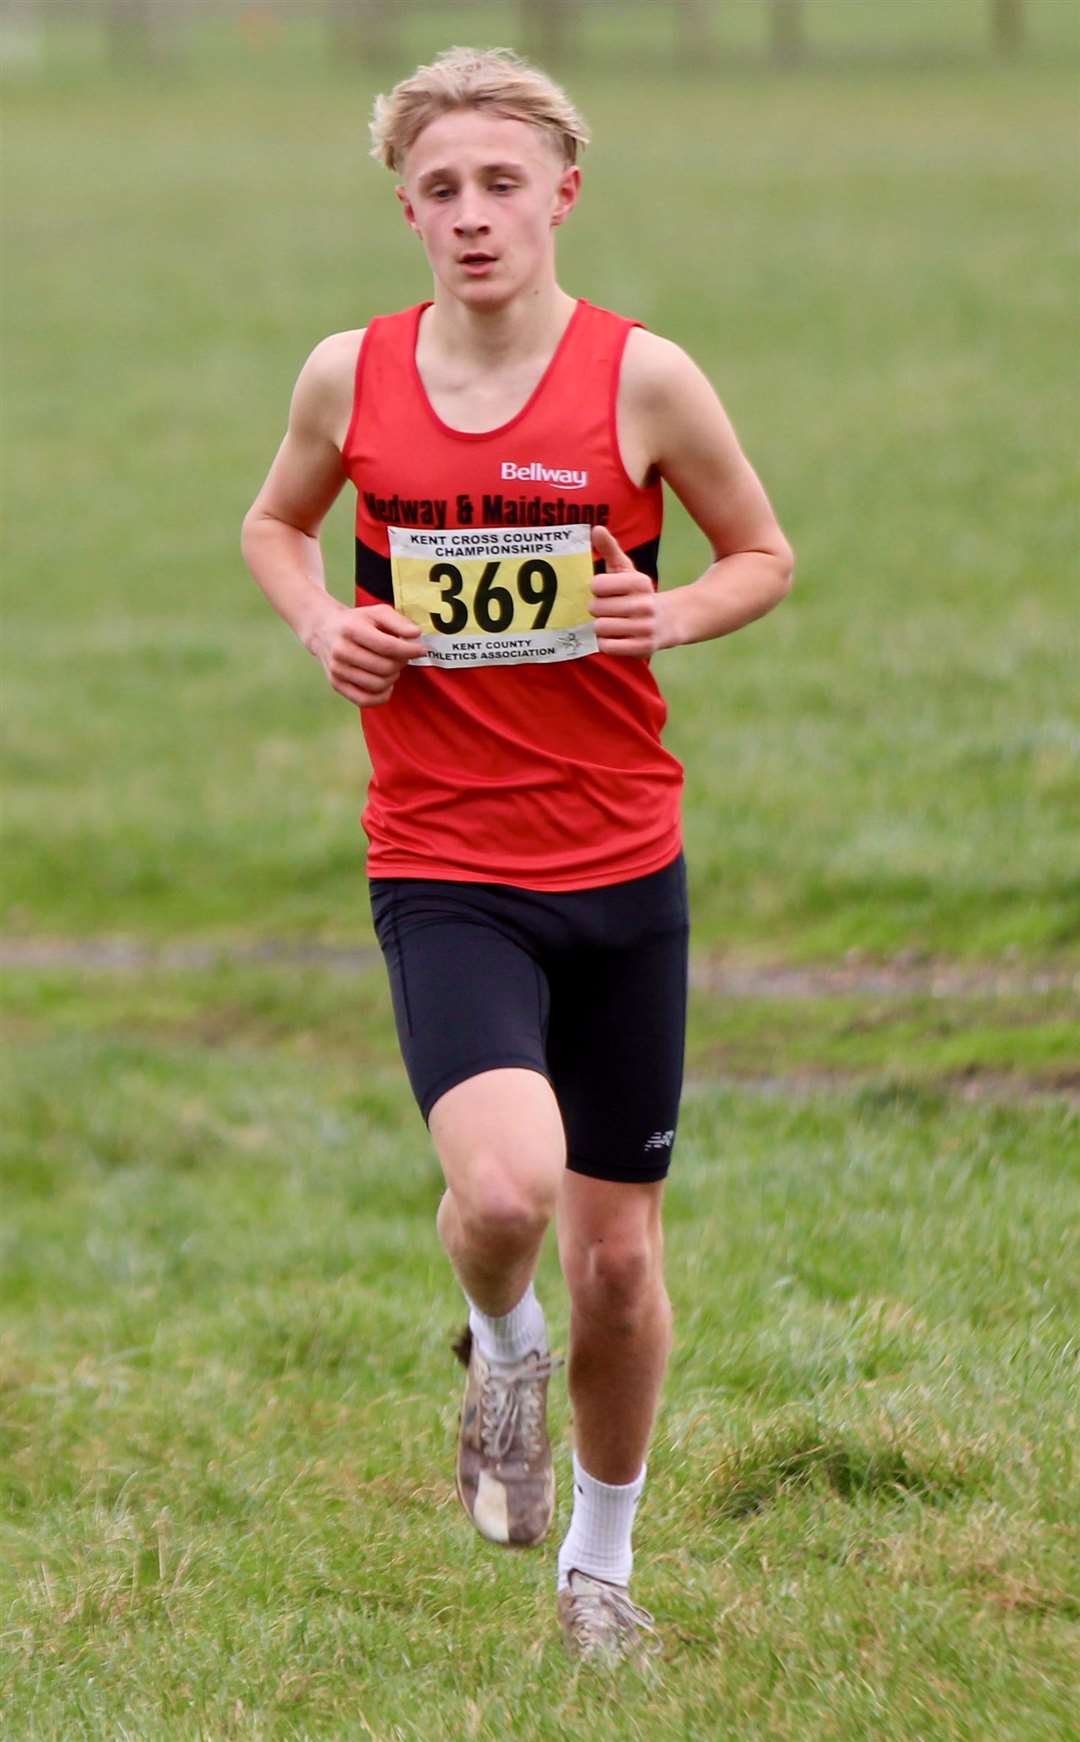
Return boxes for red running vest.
[341,298,684,890]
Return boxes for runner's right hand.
[311,601,425,707]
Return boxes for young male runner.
[241,47,793,1663]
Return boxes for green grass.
[3,31,1078,956]
[2,18,1079,1737]
[2,1024,1077,1739]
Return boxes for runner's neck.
[420,284,579,379]
[415,286,580,435]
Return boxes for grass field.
[2,7,1079,1737]
[2,1026,1078,1738]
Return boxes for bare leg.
[431,1068,566,1548]
[428,1067,566,1315]
[556,1173,672,1484]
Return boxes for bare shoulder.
[615,328,728,487]
[621,326,714,411]
[301,328,366,385]
[619,326,739,482]
[291,328,366,447]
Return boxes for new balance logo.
[644,1130,675,1154]
[500,460,588,489]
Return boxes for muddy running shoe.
[453,1325,560,1546]
[557,1569,663,1666]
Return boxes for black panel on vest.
[625,537,661,583]
[355,539,394,603]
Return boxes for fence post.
[327,0,402,65]
[676,0,714,68]
[0,0,43,69]
[520,0,582,66]
[990,0,1024,57]
[768,0,805,67]
[106,0,171,66]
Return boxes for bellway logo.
[500,460,588,490]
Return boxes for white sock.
[556,1452,646,1591]
[466,1282,547,1367]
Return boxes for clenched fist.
[590,525,669,658]
[310,600,426,707]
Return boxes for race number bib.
[389,524,599,670]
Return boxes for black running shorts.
[369,854,689,1184]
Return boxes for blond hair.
[370,46,590,174]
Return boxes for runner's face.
[398,110,579,305]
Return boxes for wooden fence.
[16,0,1033,69]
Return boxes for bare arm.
[592,331,794,656]
[241,331,423,706]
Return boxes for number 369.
[428,559,558,635]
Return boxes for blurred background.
[4,0,1077,958]
[0,0,1059,72]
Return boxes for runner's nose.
[453,197,490,239]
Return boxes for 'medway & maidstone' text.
[363,492,613,529]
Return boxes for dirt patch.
[5,936,1077,1109]
[689,954,1080,1002]
[684,1067,1080,1110]
[0,936,382,973]
[3,935,1077,1002]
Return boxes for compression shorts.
[369,855,689,1184]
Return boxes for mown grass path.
[5,945,1076,1107]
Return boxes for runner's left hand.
[590,526,668,657]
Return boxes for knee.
[455,1167,554,1257]
[567,1233,666,1332]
